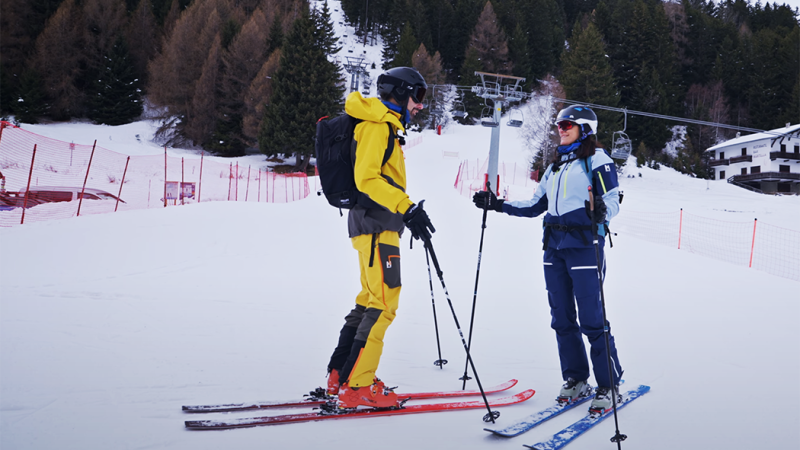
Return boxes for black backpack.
[315,114,396,210]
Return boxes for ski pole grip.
[588,186,594,211]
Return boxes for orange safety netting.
[0,122,309,226]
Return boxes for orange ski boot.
[337,381,399,409]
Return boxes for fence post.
[20,144,37,225]
[181,157,185,205]
[245,165,251,202]
[163,147,168,207]
[228,162,233,201]
[258,169,262,202]
[235,162,239,201]
[116,156,130,212]
[198,152,204,203]
[77,140,97,217]
[678,208,683,249]
[749,218,758,268]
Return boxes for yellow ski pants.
[346,230,401,387]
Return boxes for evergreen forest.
[1,0,798,177]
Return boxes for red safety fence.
[454,157,537,201]
[0,122,309,226]
[613,209,800,282]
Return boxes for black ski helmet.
[556,105,598,139]
[377,67,427,106]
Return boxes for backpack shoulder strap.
[382,122,395,166]
[583,155,594,190]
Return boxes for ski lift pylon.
[610,108,633,160]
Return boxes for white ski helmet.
[556,105,598,139]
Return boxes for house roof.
[706,124,800,152]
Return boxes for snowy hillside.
[2,108,799,450]
[2,2,799,449]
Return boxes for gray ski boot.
[589,386,622,415]
[556,378,592,404]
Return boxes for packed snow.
[2,2,799,449]
[2,109,799,449]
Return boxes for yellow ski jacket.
[344,92,414,238]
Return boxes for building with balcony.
[707,123,800,194]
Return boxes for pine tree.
[393,22,418,68]
[268,12,284,51]
[457,46,484,124]
[411,43,445,128]
[212,8,271,156]
[467,1,513,75]
[258,4,344,172]
[559,21,620,144]
[148,0,231,145]
[507,22,532,86]
[125,0,159,85]
[15,69,47,123]
[380,0,407,69]
[31,0,85,120]
[442,0,483,78]
[0,65,13,116]
[313,0,341,56]
[87,36,143,125]
[242,49,281,146]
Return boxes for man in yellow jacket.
[326,67,435,409]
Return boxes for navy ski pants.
[543,245,622,389]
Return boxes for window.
[780,165,790,173]
[751,166,761,174]
[719,151,725,159]
[741,148,747,156]
[795,145,799,155]
[741,168,748,175]
[719,170,726,180]
[780,144,786,152]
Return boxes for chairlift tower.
[343,56,368,94]
[471,72,526,194]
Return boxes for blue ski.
[523,385,651,450]
[483,393,593,437]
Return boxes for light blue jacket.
[502,149,620,249]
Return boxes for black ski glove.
[585,195,607,223]
[472,190,504,212]
[403,200,435,241]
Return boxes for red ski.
[184,389,535,430]
[182,379,518,413]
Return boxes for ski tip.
[516,389,536,401]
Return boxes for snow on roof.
[706,123,800,152]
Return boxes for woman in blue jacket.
[473,105,623,414]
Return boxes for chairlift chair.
[507,109,523,127]
[452,101,468,118]
[609,109,633,160]
[480,107,499,127]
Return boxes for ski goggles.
[556,120,576,131]
[408,85,426,103]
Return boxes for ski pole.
[588,186,626,448]
[424,246,447,368]
[460,181,492,388]
[422,236,500,423]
